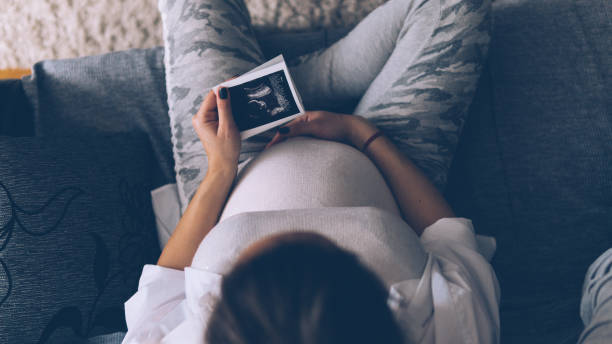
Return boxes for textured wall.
[0,0,386,69]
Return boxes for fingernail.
[278,126,290,134]
[219,87,228,99]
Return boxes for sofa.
[1,0,610,343]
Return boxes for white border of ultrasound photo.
[214,56,305,140]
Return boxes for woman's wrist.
[346,115,379,149]
[191,164,235,209]
[207,161,237,181]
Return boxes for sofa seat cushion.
[0,135,159,343]
[482,0,611,342]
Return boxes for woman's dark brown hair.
[205,232,404,344]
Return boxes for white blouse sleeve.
[388,218,501,344]
[122,264,222,344]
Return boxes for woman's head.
[206,232,404,344]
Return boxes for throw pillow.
[0,135,160,344]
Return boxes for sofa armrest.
[0,79,34,136]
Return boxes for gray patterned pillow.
[0,135,159,343]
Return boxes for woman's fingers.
[265,114,310,148]
[193,91,217,130]
[215,87,237,131]
[213,74,240,129]
[201,90,219,119]
[265,132,284,149]
[282,114,313,137]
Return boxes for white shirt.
[122,216,500,344]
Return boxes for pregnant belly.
[219,136,400,222]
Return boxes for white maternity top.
[124,137,500,344]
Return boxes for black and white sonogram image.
[229,70,300,131]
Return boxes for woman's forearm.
[348,116,454,235]
[157,167,236,270]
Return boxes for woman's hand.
[192,87,241,175]
[265,111,378,149]
[160,86,240,270]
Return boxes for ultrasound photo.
[229,70,300,132]
[214,55,304,139]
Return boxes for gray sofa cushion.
[462,0,611,343]
[21,48,173,188]
[0,135,159,343]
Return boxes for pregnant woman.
[123,0,498,343]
